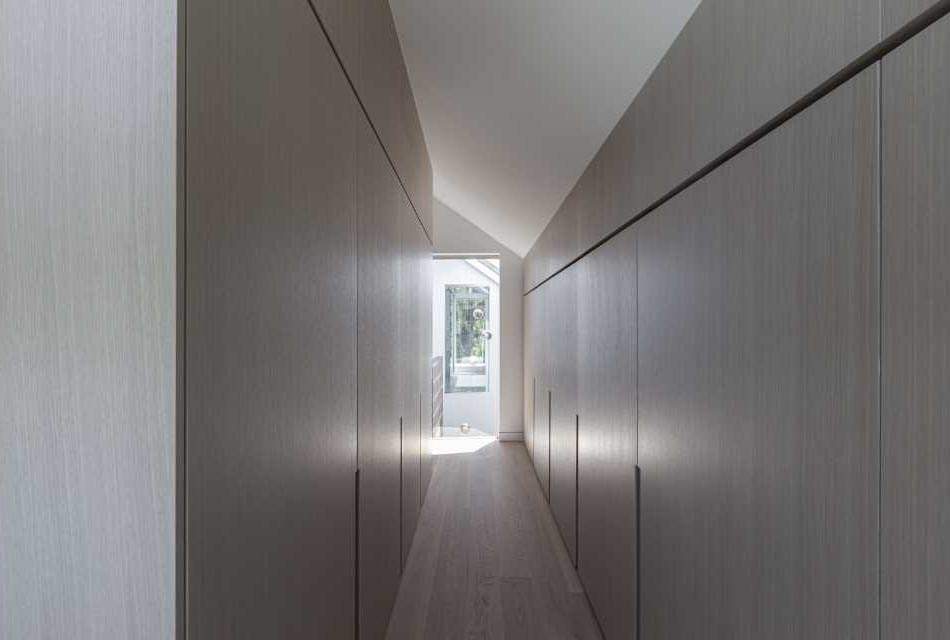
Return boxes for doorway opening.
[431,254,500,452]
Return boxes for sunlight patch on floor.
[430,436,495,456]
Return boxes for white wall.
[432,200,524,440]
[433,260,500,435]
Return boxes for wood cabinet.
[419,232,435,501]
[532,286,551,499]
[884,0,944,31]
[357,111,433,639]
[400,191,423,567]
[525,0,880,291]
[185,0,359,636]
[309,0,361,82]
[357,119,405,640]
[576,227,638,640]
[637,69,879,640]
[882,17,950,639]
[5,0,431,638]
[548,267,579,564]
[309,0,433,237]
[358,0,433,235]
[523,293,538,460]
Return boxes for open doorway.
[432,254,500,448]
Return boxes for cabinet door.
[185,0,358,637]
[549,266,579,563]
[882,19,950,640]
[523,293,537,459]
[400,199,422,566]
[309,0,360,82]
[883,0,941,32]
[357,121,403,640]
[359,0,432,235]
[576,227,638,640]
[419,228,435,500]
[638,69,878,639]
[522,0,879,292]
[532,286,551,498]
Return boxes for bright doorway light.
[431,436,495,456]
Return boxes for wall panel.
[0,1,177,636]
[185,0,358,636]
[882,18,950,640]
[532,286,551,498]
[575,227,638,640]
[400,193,422,567]
[359,0,433,235]
[419,231,435,500]
[310,0,361,82]
[885,0,948,31]
[525,0,879,291]
[637,70,878,640]
[523,294,537,459]
[357,120,405,640]
[308,0,432,236]
[549,267,579,563]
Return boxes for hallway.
[387,442,601,639]
[7,1,950,638]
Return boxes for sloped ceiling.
[389,0,701,256]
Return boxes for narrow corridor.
[387,442,601,639]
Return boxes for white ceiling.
[389,0,701,257]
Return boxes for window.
[445,285,489,393]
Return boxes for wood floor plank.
[387,442,602,639]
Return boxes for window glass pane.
[445,285,489,393]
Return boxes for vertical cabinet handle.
[575,413,580,570]
[547,390,553,501]
[636,464,642,639]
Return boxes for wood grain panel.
[401,194,422,567]
[0,1,177,637]
[359,0,432,237]
[882,19,950,639]
[523,294,537,460]
[419,229,435,501]
[532,287,551,498]
[309,0,361,85]
[576,226,638,640]
[884,0,948,32]
[311,0,432,236]
[357,119,404,640]
[524,0,879,291]
[185,1,358,636]
[638,69,879,640]
[548,267,578,564]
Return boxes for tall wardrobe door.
[532,286,551,498]
[400,201,422,566]
[882,19,950,640]
[549,266,579,563]
[576,226,638,640]
[523,293,537,460]
[357,120,403,640]
[638,69,879,640]
[185,0,358,636]
[419,228,435,500]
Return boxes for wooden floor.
[386,441,603,639]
